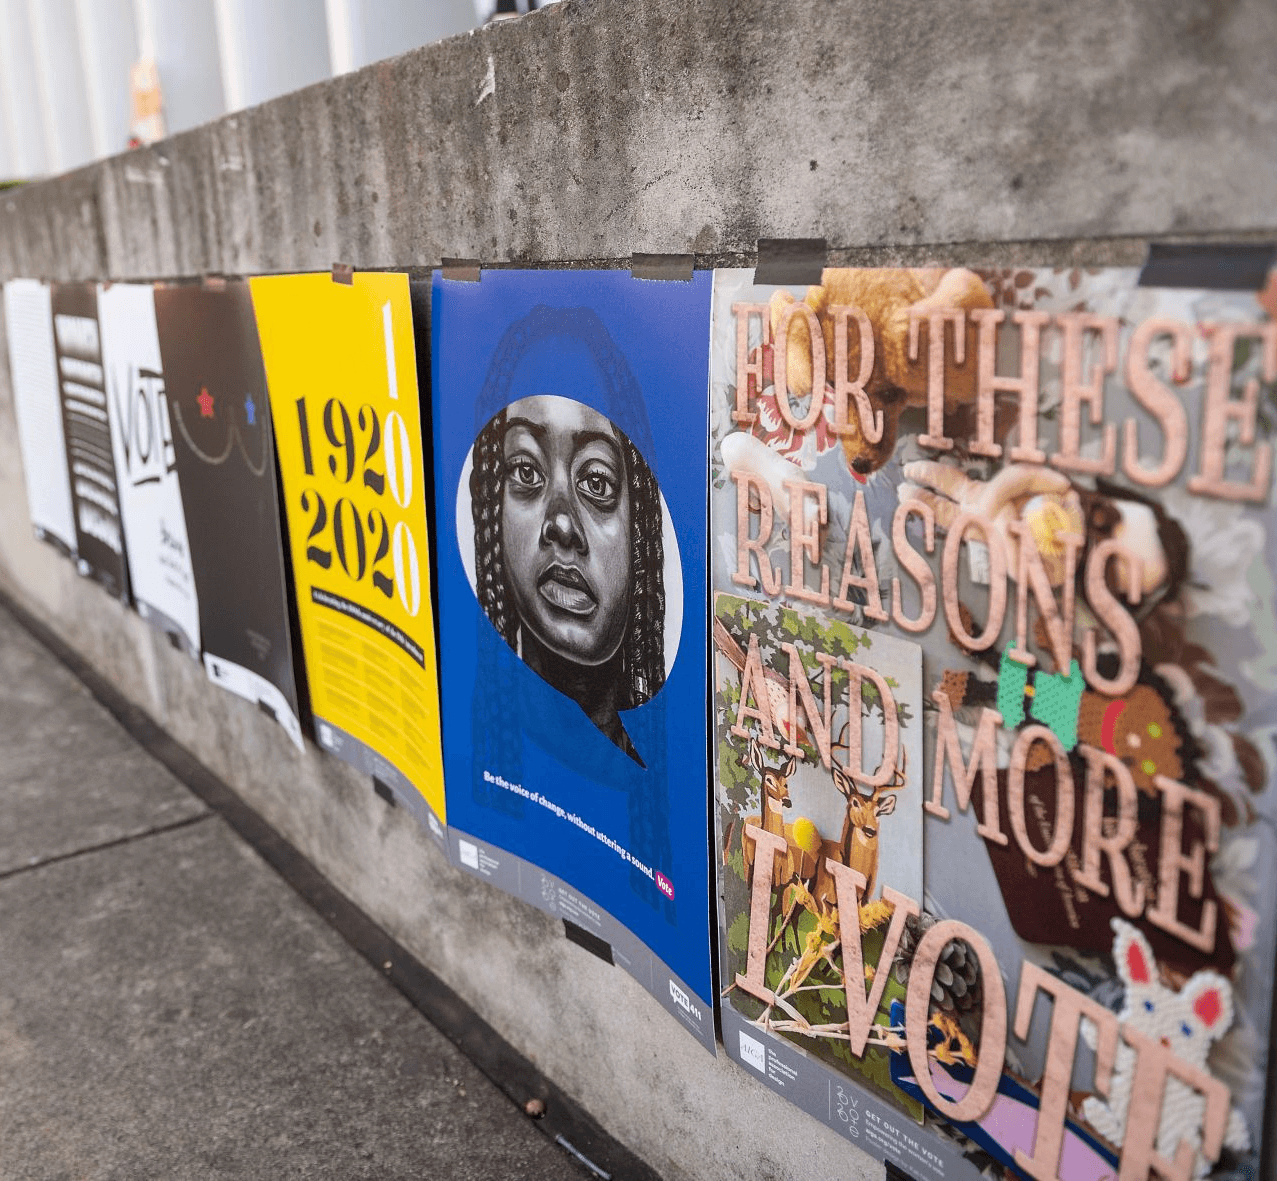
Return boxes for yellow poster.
[251,273,445,831]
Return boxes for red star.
[197,387,214,418]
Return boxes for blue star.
[244,394,256,425]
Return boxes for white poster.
[3,279,77,553]
[99,283,200,657]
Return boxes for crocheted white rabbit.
[1081,919,1249,1178]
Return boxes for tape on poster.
[563,920,614,965]
[631,253,694,282]
[441,257,481,282]
[754,238,826,286]
[1138,242,1276,290]
[331,262,355,285]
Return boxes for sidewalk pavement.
[0,601,584,1180]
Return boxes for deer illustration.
[766,752,905,955]
[813,754,903,907]
[738,737,802,888]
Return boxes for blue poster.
[432,269,714,1049]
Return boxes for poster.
[433,269,715,1049]
[251,272,445,836]
[99,283,200,657]
[154,281,303,751]
[3,279,77,555]
[711,264,1277,1180]
[51,282,129,599]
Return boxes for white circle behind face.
[457,399,683,694]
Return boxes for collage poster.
[252,272,446,836]
[99,282,201,658]
[52,281,129,600]
[432,269,716,1048]
[154,280,304,751]
[711,265,1276,1179]
[3,279,77,555]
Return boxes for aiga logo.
[668,979,702,1023]
[655,871,674,900]
[738,1030,767,1074]
[458,839,480,870]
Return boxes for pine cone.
[893,912,983,1014]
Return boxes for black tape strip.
[562,920,614,965]
[441,258,481,282]
[886,1163,921,1181]
[256,700,277,722]
[1139,243,1276,290]
[0,590,661,1181]
[166,631,183,652]
[630,253,694,282]
[331,262,354,285]
[372,777,396,807]
[754,238,826,286]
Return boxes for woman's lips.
[537,564,596,615]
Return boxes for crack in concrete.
[0,811,215,884]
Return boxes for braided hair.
[468,310,667,711]
[470,407,516,645]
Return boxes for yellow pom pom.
[1022,493,1085,585]
[791,816,821,855]
[1023,495,1078,558]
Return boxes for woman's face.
[501,394,632,667]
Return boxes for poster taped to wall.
[154,280,303,751]
[711,263,1277,1179]
[52,282,129,600]
[3,279,77,556]
[99,283,201,658]
[433,269,716,1049]
[252,272,445,836]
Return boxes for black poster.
[154,281,303,750]
[51,282,129,599]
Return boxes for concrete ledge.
[0,0,1274,283]
[0,2,1274,1178]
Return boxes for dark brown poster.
[154,281,303,750]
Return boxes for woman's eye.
[578,466,618,506]
[507,458,543,490]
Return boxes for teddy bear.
[769,267,992,477]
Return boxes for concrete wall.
[0,2,1273,1178]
